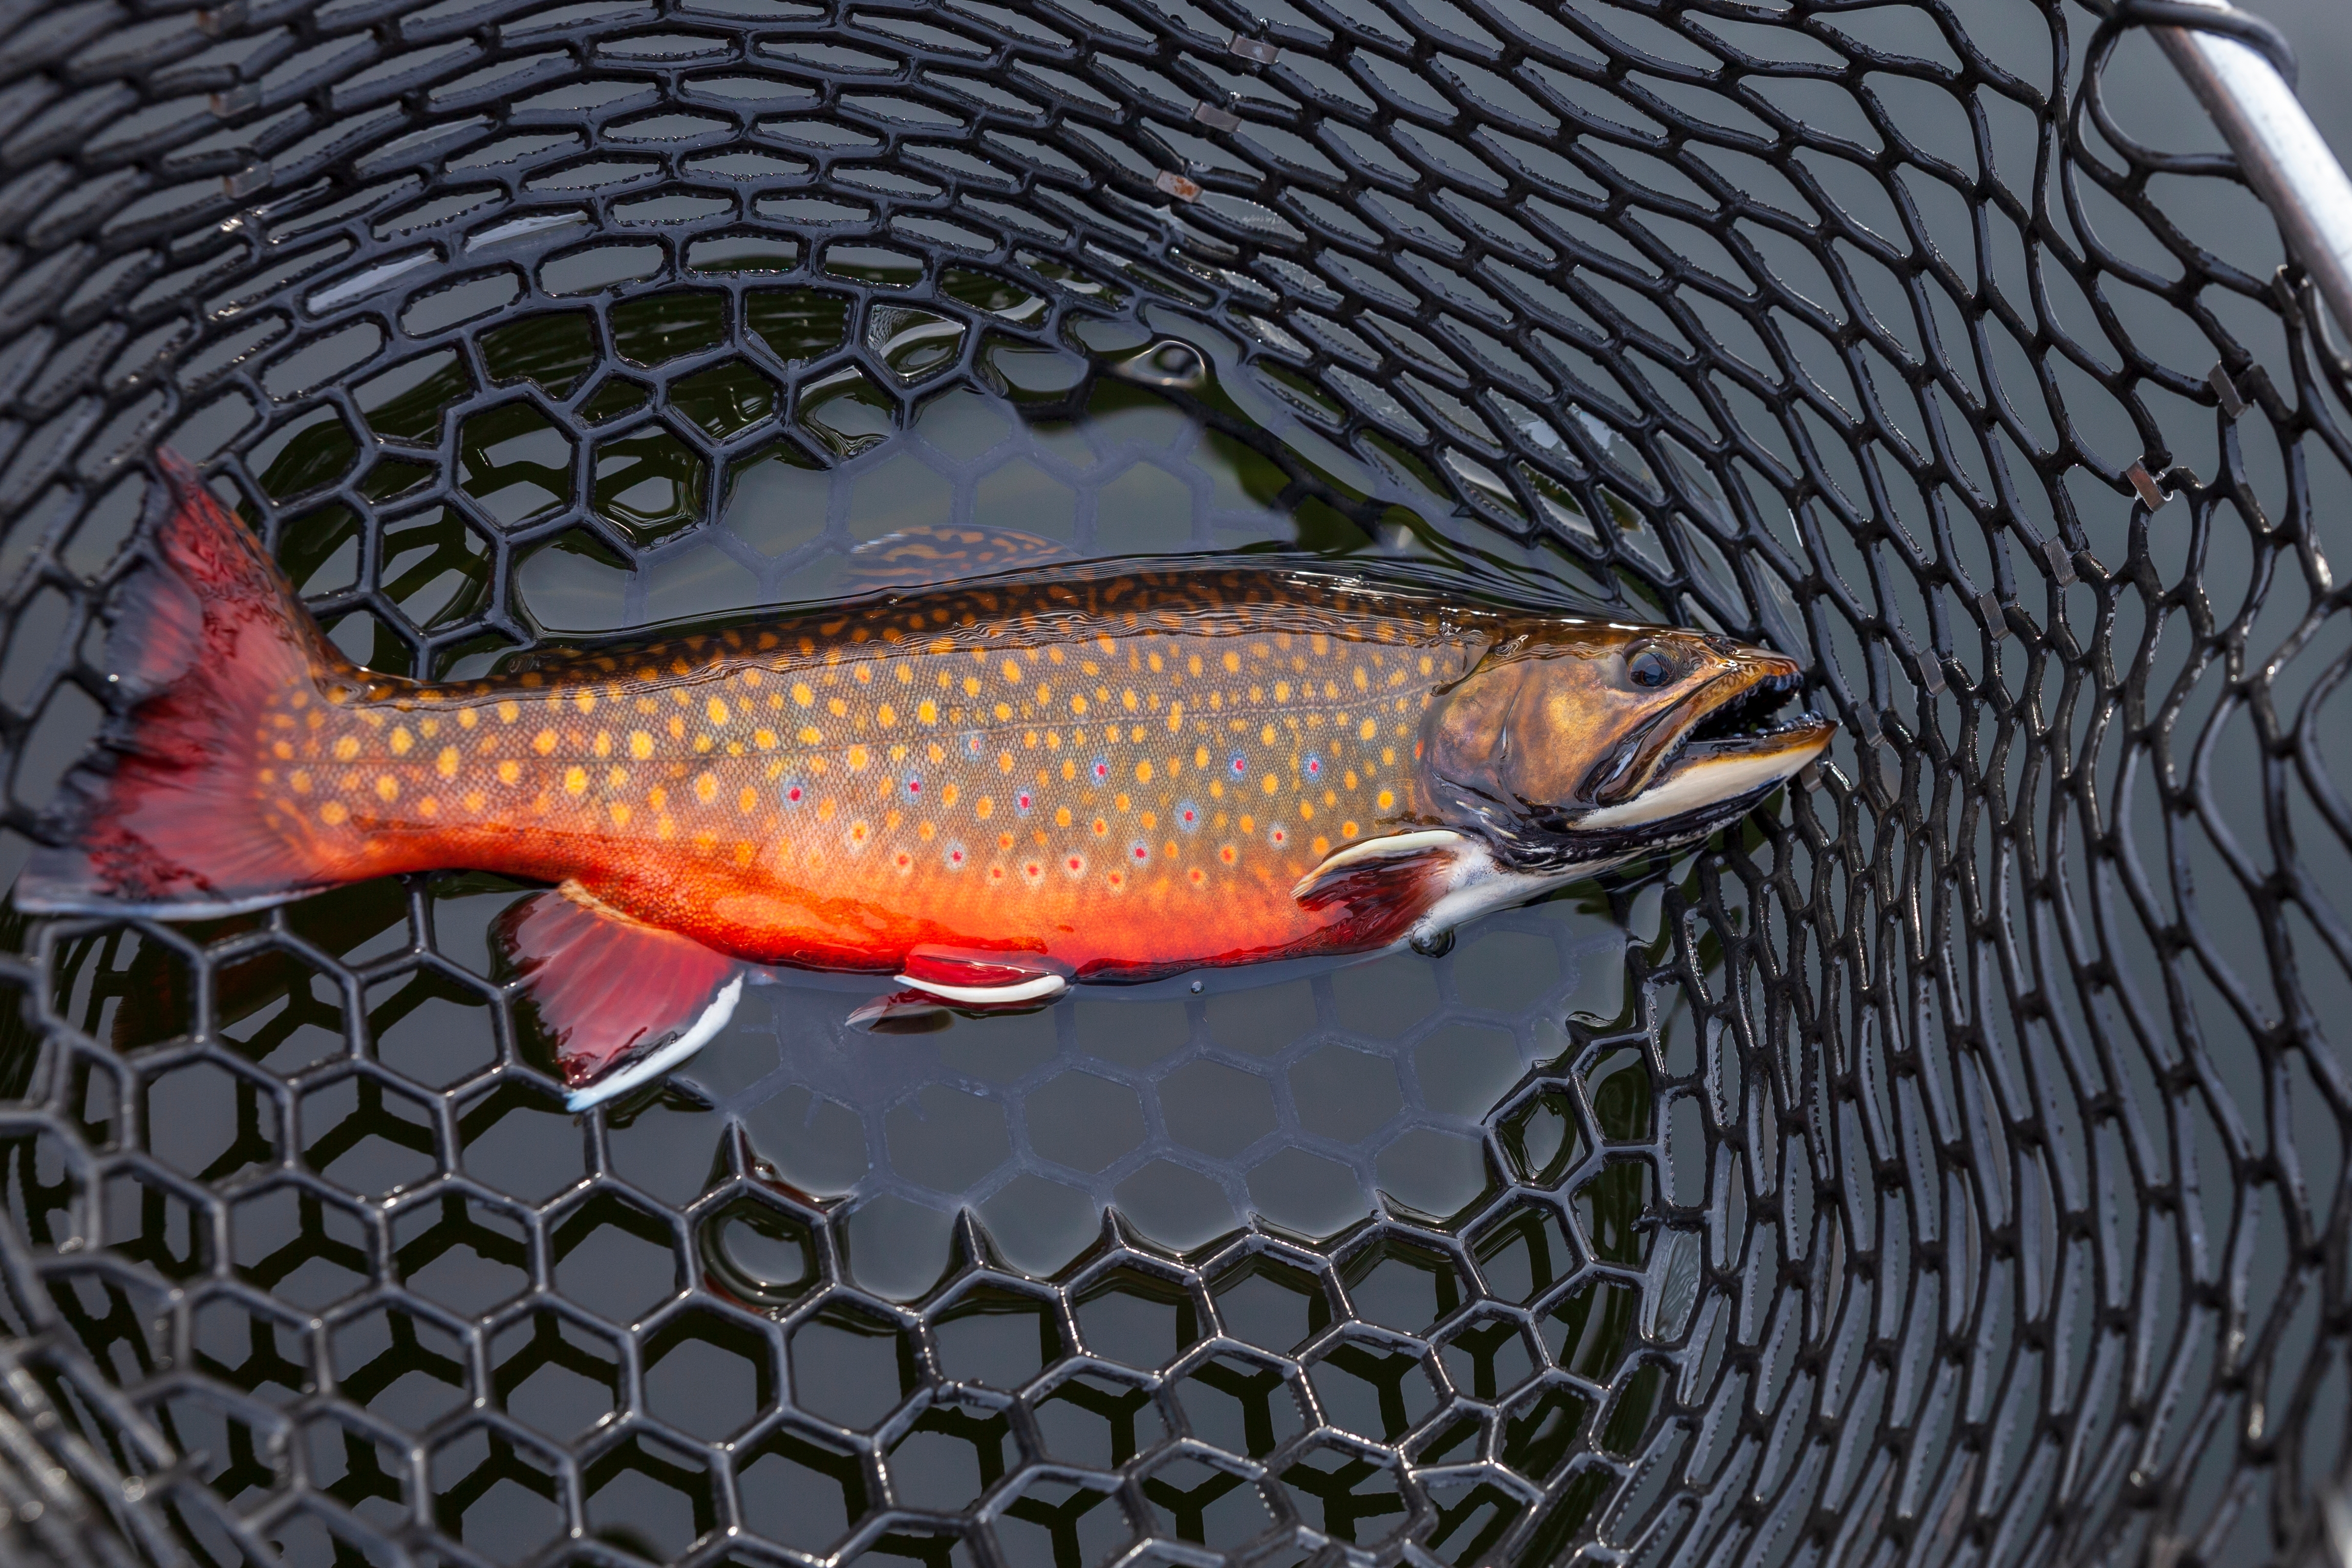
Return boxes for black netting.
[0,0,2347,1564]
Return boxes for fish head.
[1418,622,1834,865]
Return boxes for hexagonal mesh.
[0,1,2347,1565]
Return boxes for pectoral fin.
[494,883,744,1111]
[1291,830,1473,918]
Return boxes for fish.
[15,457,1835,1109]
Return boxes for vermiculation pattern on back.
[253,568,1493,971]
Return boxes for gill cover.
[1419,626,1746,831]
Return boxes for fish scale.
[253,575,1488,977]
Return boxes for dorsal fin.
[839,525,1074,593]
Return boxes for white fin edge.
[1290,828,1467,900]
[566,974,743,1112]
[894,972,1069,1006]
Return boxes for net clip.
[1227,34,1280,64]
[2125,461,2168,510]
[196,0,248,36]
[208,82,261,118]
[1193,101,1241,132]
[1977,589,2013,639]
[2208,361,2248,420]
[1154,170,1202,202]
[2042,536,2078,587]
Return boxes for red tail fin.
[15,453,347,917]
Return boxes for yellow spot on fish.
[533,729,557,755]
[575,690,597,714]
[630,730,653,759]
[459,708,478,729]
[878,703,896,727]
[291,770,311,793]
[1136,759,1154,783]
[793,681,815,706]
[498,760,520,785]
[564,766,588,796]
[498,701,519,724]
[376,775,398,802]
[1361,718,1378,740]
[1003,660,1022,682]
[1071,694,1087,715]
[1377,789,1395,809]
[708,697,729,725]
[739,786,757,812]
[1056,806,1073,827]
[755,728,776,749]
[918,699,937,724]
[437,746,459,779]
[1224,651,1241,673]
[390,727,413,756]
[1260,724,1276,746]
[695,772,718,804]
[593,731,611,758]
[800,726,822,745]
[320,801,348,825]
[333,736,359,762]
[610,801,631,826]
[1263,775,1278,794]
[848,744,869,770]
[942,782,959,807]
[1196,745,1210,768]
[976,796,992,819]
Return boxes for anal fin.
[494,883,743,1111]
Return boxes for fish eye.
[1627,647,1680,689]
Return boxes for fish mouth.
[1572,661,1834,834]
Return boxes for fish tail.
[15,452,351,918]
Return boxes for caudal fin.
[15,453,347,918]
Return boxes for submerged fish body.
[20,460,1833,1107]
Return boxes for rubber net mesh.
[0,0,2346,1564]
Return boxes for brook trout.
[19,459,1833,1107]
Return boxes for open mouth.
[1577,663,1835,832]
[1679,669,1819,756]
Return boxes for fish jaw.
[1573,712,1834,832]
